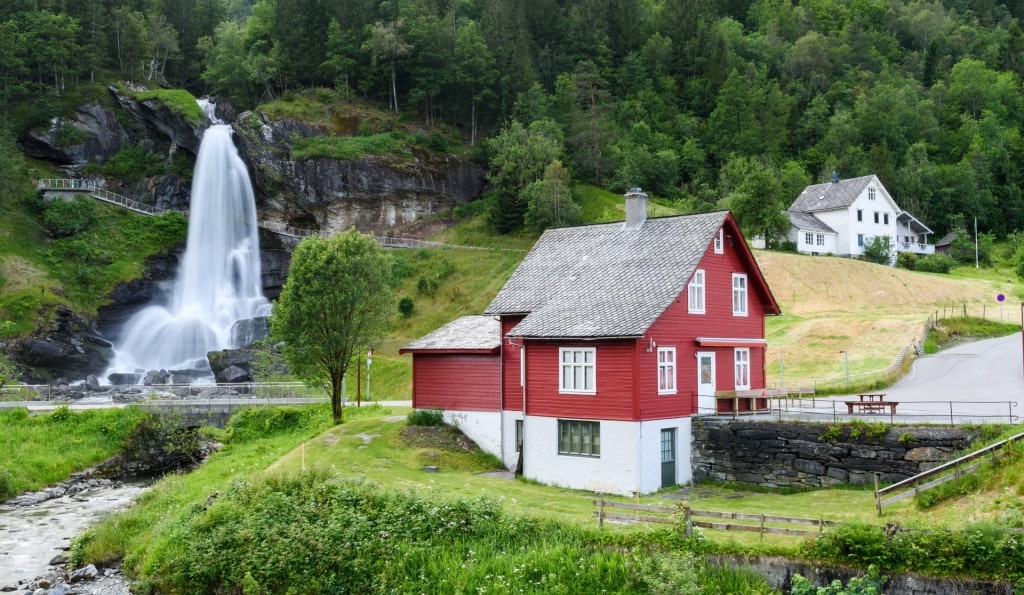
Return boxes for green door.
[660,428,676,488]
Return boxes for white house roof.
[790,174,881,212]
[786,211,836,234]
[897,211,933,235]
[485,211,778,339]
[399,315,501,352]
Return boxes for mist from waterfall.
[105,99,270,381]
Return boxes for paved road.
[779,333,1024,424]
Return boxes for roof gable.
[790,174,895,213]
[485,211,779,338]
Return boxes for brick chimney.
[624,187,648,230]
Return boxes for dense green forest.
[5,0,1024,238]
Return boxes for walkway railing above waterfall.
[38,179,187,216]
[38,178,527,252]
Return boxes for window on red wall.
[732,273,748,316]
[734,348,750,390]
[688,269,705,314]
[559,347,595,394]
[658,347,676,394]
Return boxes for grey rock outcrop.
[10,305,114,383]
[233,111,486,235]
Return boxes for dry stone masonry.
[691,419,977,488]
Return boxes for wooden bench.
[844,393,898,414]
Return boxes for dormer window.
[714,229,724,254]
[868,187,876,200]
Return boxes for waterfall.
[104,99,270,382]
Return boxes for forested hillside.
[4,0,1024,240]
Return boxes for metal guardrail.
[874,431,1024,513]
[0,381,321,402]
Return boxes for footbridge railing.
[38,178,526,251]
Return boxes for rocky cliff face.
[233,112,485,235]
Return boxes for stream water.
[0,482,147,585]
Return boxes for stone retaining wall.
[691,419,978,488]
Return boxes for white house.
[786,174,932,261]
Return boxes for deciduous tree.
[272,230,394,424]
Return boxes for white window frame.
[804,232,813,245]
[732,273,748,317]
[857,209,863,221]
[883,213,889,225]
[559,347,596,394]
[816,233,825,246]
[558,419,600,457]
[657,347,676,395]
[734,348,750,390]
[714,229,724,253]
[687,269,705,314]
[868,187,876,200]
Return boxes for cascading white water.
[104,99,270,381]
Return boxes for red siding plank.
[412,353,501,411]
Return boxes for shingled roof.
[484,211,773,339]
[789,174,879,213]
[400,315,501,353]
[786,210,836,234]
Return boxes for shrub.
[42,196,95,237]
[790,565,885,594]
[896,251,918,270]
[398,296,414,318]
[99,145,165,178]
[407,409,444,426]
[914,254,957,274]
[390,254,415,285]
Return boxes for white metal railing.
[898,241,935,254]
[38,179,525,251]
[38,179,185,216]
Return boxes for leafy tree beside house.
[272,230,394,424]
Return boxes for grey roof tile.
[789,174,875,213]
[786,211,836,234]
[400,315,500,351]
[485,212,729,338]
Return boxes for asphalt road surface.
[789,333,1024,424]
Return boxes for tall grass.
[110,469,774,594]
[0,406,148,500]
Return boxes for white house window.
[732,273,748,316]
[816,233,825,246]
[515,419,523,453]
[560,348,595,394]
[884,213,889,225]
[874,212,879,224]
[857,209,863,221]
[734,348,750,390]
[858,234,864,246]
[558,419,600,457]
[868,187,876,200]
[804,232,813,245]
[658,347,676,394]
[687,269,705,314]
[714,229,724,253]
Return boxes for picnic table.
[844,393,899,414]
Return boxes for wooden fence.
[593,499,836,539]
[875,431,1024,514]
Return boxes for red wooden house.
[401,191,781,495]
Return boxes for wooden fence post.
[684,505,692,537]
[598,499,604,529]
[874,473,882,516]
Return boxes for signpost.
[366,349,373,402]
